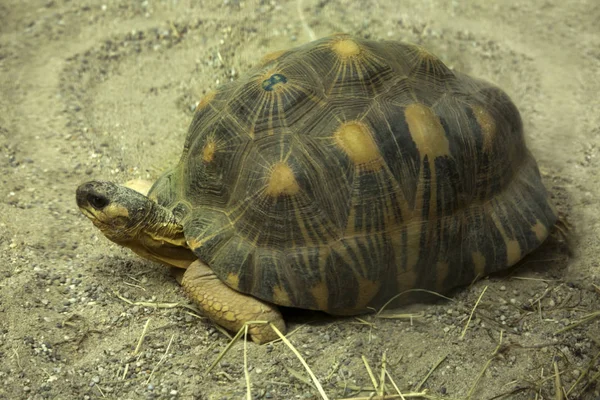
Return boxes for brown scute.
[408,44,438,64]
[331,37,362,59]
[355,279,381,310]
[404,103,450,159]
[265,162,300,197]
[488,200,524,266]
[258,49,287,66]
[334,121,383,170]
[505,240,522,265]
[405,43,454,81]
[471,104,496,151]
[258,68,287,93]
[202,139,217,163]
[225,60,323,138]
[225,272,240,289]
[182,208,235,261]
[194,90,216,113]
[472,251,486,277]
[531,220,548,241]
[310,281,329,311]
[272,285,293,307]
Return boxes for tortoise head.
[76,181,153,243]
[76,180,195,268]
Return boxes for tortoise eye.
[87,193,110,210]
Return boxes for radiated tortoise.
[76,33,557,343]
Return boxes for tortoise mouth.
[76,181,112,211]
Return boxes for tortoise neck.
[145,202,185,242]
[128,201,196,269]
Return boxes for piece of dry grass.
[511,276,560,282]
[376,289,454,316]
[133,318,151,355]
[114,291,199,313]
[466,330,503,399]
[205,321,329,398]
[146,333,175,384]
[376,312,425,321]
[379,352,387,397]
[553,361,563,400]
[339,352,452,400]
[338,391,432,399]
[10,346,22,370]
[285,365,314,386]
[206,322,253,374]
[123,281,146,291]
[461,285,488,339]
[269,322,330,399]
[567,349,600,396]
[243,325,251,400]
[94,384,106,398]
[554,310,600,334]
[385,370,404,399]
[120,363,129,380]
[579,369,600,396]
[361,355,378,392]
[416,355,447,392]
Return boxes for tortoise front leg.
[181,260,286,344]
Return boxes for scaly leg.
[181,260,286,343]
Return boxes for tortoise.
[76,33,557,343]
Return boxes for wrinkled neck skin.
[121,202,197,269]
[138,201,185,245]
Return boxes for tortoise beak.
[76,181,112,211]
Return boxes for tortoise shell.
[149,34,557,314]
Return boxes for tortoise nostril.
[87,193,110,210]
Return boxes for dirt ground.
[1,0,599,399]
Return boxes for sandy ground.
[1,0,599,399]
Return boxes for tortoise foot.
[181,260,286,343]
